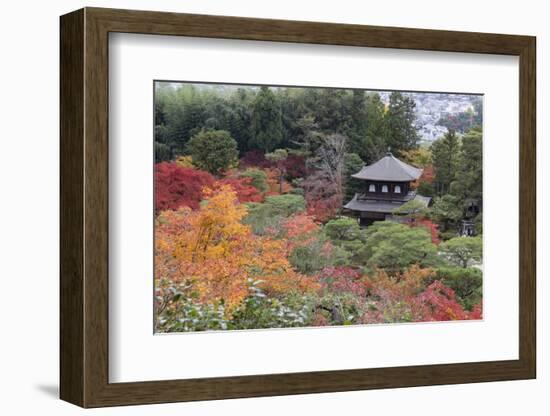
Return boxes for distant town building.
[343,152,431,226]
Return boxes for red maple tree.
[282,154,307,180]
[239,150,273,169]
[154,162,215,212]
[214,176,263,203]
[411,218,441,245]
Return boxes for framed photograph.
[60,7,536,408]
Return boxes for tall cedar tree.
[383,92,420,153]
[430,194,463,232]
[350,90,368,135]
[348,92,386,164]
[313,89,352,134]
[431,130,461,195]
[226,88,254,153]
[451,127,483,210]
[170,99,206,154]
[278,88,305,149]
[364,93,387,163]
[250,86,283,152]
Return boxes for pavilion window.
[394,185,401,193]
[369,184,376,192]
[381,185,389,193]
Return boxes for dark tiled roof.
[343,193,431,213]
[351,153,423,181]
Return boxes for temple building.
[344,152,431,226]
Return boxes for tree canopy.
[431,130,460,195]
[154,84,422,164]
[383,92,420,153]
[186,129,238,175]
[439,236,483,268]
[361,222,439,273]
[250,86,283,152]
[452,127,483,207]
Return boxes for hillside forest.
[154,82,483,332]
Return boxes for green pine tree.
[431,130,461,196]
[250,86,283,152]
[383,92,419,153]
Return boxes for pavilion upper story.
[343,152,431,225]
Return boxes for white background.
[109,34,519,382]
[0,0,546,414]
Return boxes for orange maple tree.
[362,265,481,323]
[264,168,293,195]
[280,213,320,251]
[155,185,318,315]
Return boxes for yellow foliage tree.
[398,148,432,168]
[155,185,317,315]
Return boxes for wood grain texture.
[59,7,537,408]
[59,8,84,407]
[83,10,110,406]
[518,38,536,375]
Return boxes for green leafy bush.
[240,168,268,192]
[361,222,439,273]
[439,236,483,268]
[433,267,482,310]
[186,129,238,174]
[244,194,306,235]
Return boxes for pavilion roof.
[351,153,423,182]
[343,193,431,213]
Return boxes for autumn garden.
[154,82,483,332]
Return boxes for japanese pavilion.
[343,152,431,226]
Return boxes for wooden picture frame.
[60,7,536,408]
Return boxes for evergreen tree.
[277,88,306,149]
[343,153,364,202]
[347,92,386,164]
[160,85,209,156]
[364,93,387,163]
[451,127,483,210]
[250,86,283,152]
[383,92,419,153]
[472,97,483,127]
[347,90,368,155]
[313,88,352,134]
[226,88,254,153]
[292,114,323,161]
[361,222,439,273]
[186,129,238,175]
[431,194,463,232]
[431,130,461,196]
[439,236,483,268]
[154,142,171,163]
[172,101,206,155]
